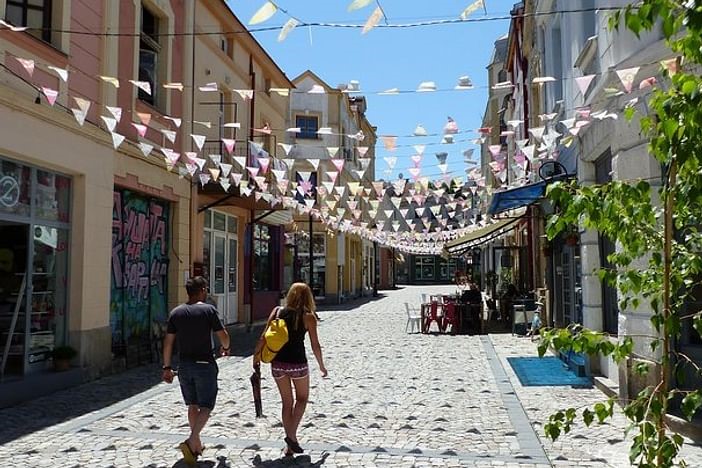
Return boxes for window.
[253,224,272,291]
[5,0,52,42]
[139,5,161,106]
[296,116,318,139]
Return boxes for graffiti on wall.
[110,189,169,351]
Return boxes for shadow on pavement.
[0,325,271,445]
[252,452,329,467]
[316,293,388,312]
[0,363,164,445]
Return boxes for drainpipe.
[247,55,256,329]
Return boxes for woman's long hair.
[284,283,316,330]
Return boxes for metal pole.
[309,214,314,293]
[373,241,378,296]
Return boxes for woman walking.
[253,283,328,457]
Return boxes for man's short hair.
[186,276,208,296]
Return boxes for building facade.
[284,70,378,303]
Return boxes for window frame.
[295,115,319,140]
[5,0,52,43]
[138,4,161,107]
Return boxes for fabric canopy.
[443,217,521,256]
[488,181,547,215]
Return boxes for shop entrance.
[0,158,72,378]
[203,211,239,324]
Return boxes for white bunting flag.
[191,134,206,151]
[278,18,299,42]
[233,156,247,168]
[198,82,218,92]
[164,116,182,128]
[129,80,152,95]
[106,106,122,122]
[163,82,184,91]
[249,1,277,25]
[110,132,125,150]
[47,66,68,82]
[138,142,153,157]
[308,159,320,170]
[99,75,120,88]
[161,129,177,144]
[101,116,117,132]
[459,0,484,19]
[326,147,339,158]
[278,143,293,156]
[234,89,254,100]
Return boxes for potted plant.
[52,345,77,371]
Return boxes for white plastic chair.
[404,302,421,333]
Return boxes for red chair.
[442,300,460,335]
[423,301,443,333]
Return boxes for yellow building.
[284,71,377,303]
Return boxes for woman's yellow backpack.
[258,307,289,363]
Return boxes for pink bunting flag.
[489,145,502,157]
[381,136,397,152]
[575,75,595,96]
[408,167,421,179]
[331,159,345,172]
[15,57,34,76]
[257,157,270,174]
[132,123,148,137]
[231,173,243,186]
[411,155,423,166]
[137,112,151,126]
[246,167,259,178]
[326,171,339,183]
[222,138,236,155]
[41,87,58,106]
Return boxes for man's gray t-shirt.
[166,302,224,363]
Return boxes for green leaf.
[583,408,594,427]
[626,13,642,36]
[681,391,702,421]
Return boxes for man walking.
[162,276,230,465]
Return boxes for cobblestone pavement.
[2,285,702,467]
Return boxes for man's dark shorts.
[178,361,218,410]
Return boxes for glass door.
[27,225,69,371]
[226,237,238,324]
[212,233,226,314]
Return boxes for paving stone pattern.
[1,285,702,467]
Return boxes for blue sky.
[227,1,517,180]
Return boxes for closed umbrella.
[250,364,263,417]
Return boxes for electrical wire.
[0,6,633,37]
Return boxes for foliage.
[540,1,702,466]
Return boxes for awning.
[255,209,293,226]
[488,181,547,215]
[443,217,521,256]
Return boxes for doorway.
[0,223,28,378]
[204,211,239,324]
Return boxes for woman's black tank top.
[272,307,308,364]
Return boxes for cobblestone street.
[2,285,702,467]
